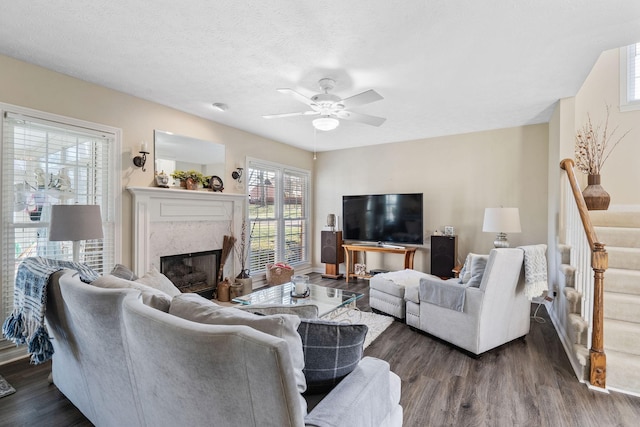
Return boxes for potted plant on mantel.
[170,169,204,190]
[574,105,630,210]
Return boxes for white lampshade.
[49,204,104,262]
[312,117,340,131]
[482,208,521,233]
[482,207,521,248]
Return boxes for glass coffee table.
[232,282,363,317]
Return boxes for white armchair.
[405,248,529,355]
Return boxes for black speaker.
[321,231,344,264]
[431,235,457,278]
[321,231,344,279]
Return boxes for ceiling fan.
[263,78,386,131]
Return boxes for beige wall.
[0,54,314,267]
[574,48,640,206]
[314,124,549,274]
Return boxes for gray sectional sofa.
[44,270,402,427]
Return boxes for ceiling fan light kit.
[313,117,340,131]
[264,78,385,131]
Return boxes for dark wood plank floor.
[2,273,640,426]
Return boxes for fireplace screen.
[160,249,222,299]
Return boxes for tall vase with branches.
[574,105,630,210]
[234,218,254,293]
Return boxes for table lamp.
[49,204,104,262]
[482,207,521,248]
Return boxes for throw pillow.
[135,266,181,297]
[90,275,172,312]
[297,319,368,394]
[169,294,306,394]
[109,264,139,281]
[459,253,472,284]
[466,254,489,288]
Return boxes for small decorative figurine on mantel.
[155,170,170,188]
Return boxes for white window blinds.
[247,160,310,274]
[621,42,640,111]
[627,43,640,103]
[1,109,118,333]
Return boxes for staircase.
[560,210,640,395]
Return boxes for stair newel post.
[590,242,608,389]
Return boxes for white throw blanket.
[518,244,548,300]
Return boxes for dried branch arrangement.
[218,234,236,282]
[574,105,630,175]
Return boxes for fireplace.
[127,187,247,290]
[160,249,222,299]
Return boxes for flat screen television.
[342,193,423,245]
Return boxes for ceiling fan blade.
[341,89,383,109]
[277,88,316,107]
[263,111,318,119]
[336,110,386,127]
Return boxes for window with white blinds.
[621,43,640,111]
[1,107,119,336]
[247,159,310,274]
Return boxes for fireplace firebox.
[160,250,222,299]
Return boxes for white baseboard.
[545,302,587,383]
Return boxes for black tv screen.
[342,193,423,245]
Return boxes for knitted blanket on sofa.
[2,257,98,364]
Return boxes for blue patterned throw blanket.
[2,257,99,364]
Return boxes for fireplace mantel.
[127,187,246,279]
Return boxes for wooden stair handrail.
[560,159,598,249]
[560,158,608,389]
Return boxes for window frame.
[0,103,121,353]
[246,157,311,275]
[620,43,640,112]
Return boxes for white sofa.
[405,248,529,355]
[369,269,432,319]
[45,270,403,427]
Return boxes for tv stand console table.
[342,244,417,283]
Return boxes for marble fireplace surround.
[127,187,246,285]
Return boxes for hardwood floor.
[2,273,640,426]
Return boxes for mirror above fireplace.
[154,130,226,185]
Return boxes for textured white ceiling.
[1,1,640,152]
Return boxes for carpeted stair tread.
[606,246,640,270]
[564,288,582,315]
[604,319,640,355]
[605,268,640,296]
[568,312,588,345]
[604,292,640,323]
[590,211,640,228]
[573,344,589,381]
[595,226,640,249]
[558,244,571,264]
[605,349,640,395]
[559,263,576,288]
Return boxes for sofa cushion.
[297,319,368,394]
[135,266,181,297]
[371,269,430,298]
[109,264,139,281]
[90,275,172,312]
[169,293,306,394]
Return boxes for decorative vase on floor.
[235,269,253,295]
[582,174,610,211]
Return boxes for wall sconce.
[133,141,149,172]
[232,167,243,183]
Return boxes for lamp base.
[493,233,510,248]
